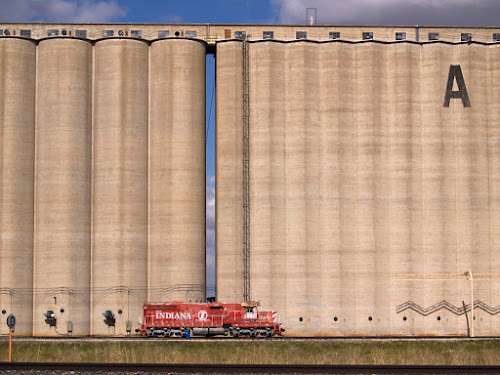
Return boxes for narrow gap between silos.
[206,53,216,300]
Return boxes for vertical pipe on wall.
[216,41,244,303]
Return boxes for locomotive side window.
[244,306,257,319]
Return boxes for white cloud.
[0,0,127,22]
[206,182,215,295]
[272,0,500,26]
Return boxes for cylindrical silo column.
[92,39,149,335]
[34,38,92,336]
[149,39,206,303]
[0,38,36,336]
[216,41,245,303]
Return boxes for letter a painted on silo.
[444,65,471,108]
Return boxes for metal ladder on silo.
[242,38,251,303]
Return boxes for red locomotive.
[140,301,284,337]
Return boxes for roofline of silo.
[1,22,500,29]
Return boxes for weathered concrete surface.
[0,38,36,336]
[0,37,206,336]
[34,38,93,336]
[149,39,206,303]
[216,40,500,336]
[216,42,245,304]
[92,39,149,335]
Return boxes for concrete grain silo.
[216,40,500,336]
[149,39,206,303]
[215,41,245,304]
[34,38,92,336]
[92,39,149,335]
[0,38,36,336]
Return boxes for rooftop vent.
[329,31,340,40]
[75,30,87,38]
[428,32,439,41]
[131,30,142,38]
[362,32,373,40]
[235,31,246,40]
[296,31,307,39]
[395,32,406,40]
[263,31,274,39]
[461,32,472,42]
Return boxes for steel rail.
[1,362,500,374]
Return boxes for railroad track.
[1,362,500,374]
[3,335,500,343]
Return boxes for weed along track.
[2,339,500,366]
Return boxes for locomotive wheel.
[231,329,239,337]
[250,329,257,337]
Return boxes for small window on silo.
[428,32,439,41]
[296,31,307,39]
[362,32,373,40]
[20,29,31,38]
[235,31,246,40]
[103,30,114,37]
[461,32,472,42]
[494,33,500,41]
[186,30,197,38]
[263,31,274,39]
[395,32,406,40]
[131,30,142,38]
[158,30,169,38]
[47,29,59,36]
[0,30,3,36]
[75,30,87,38]
[329,32,340,40]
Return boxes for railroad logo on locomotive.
[155,311,192,320]
[198,310,208,320]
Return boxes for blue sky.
[2,0,499,298]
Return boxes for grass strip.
[1,340,500,365]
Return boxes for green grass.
[1,340,500,365]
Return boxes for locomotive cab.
[243,305,257,319]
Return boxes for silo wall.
[216,40,500,336]
[92,39,149,335]
[149,39,206,303]
[34,38,92,336]
[215,41,245,303]
[0,36,207,336]
[0,38,36,336]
